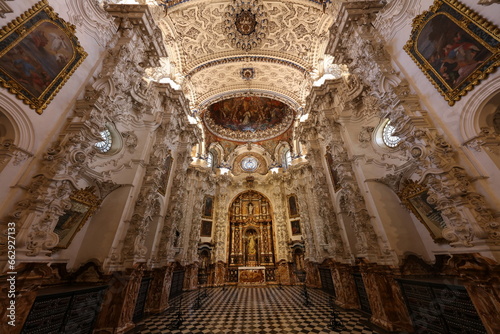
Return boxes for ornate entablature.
[202,96,295,142]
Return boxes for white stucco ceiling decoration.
[189,61,305,106]
[157,0,337,110]
[225,0,268,51]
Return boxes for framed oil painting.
[53,187,100,249]
[287,194,299,218]
[0,0,87,114]
[404,0,499,106]
[290,219,301,236]
[202,196,214,218]
[399,181,447,244]
[200,220,212,237]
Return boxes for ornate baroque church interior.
[0,0,499,333]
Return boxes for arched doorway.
[228,191,275,283]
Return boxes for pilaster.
[358,260,413,332]
[330,262,360,309]
[145,263,174,314]
[94,268,143,334]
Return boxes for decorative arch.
[207,142,224,169]
[274,141,292,169]
[0,95,36,172]
[460,75,500,178]
[460,75,500,141]
[0,94,36,152]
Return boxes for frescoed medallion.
[203,96,294,142]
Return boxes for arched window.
[94,123,122,155]
[283,149,292,168]
[382,120,401,148]
[207,152,214,168]
[95,128,112,153]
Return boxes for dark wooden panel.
[227,268,238,282]
[319,268,335,296]
[22,286,106,334]
[265,267,276,282]
[169,271,185,298]
[353,273,371,314]
[133,277,151,323]
[399,279,487,334]
[21,295,72,334]
[62,288,106,334]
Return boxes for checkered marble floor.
[132,286,384,334]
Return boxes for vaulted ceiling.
[157,0,336,113]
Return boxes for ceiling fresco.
[203,96,294,142]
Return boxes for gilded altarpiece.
[228,191,275,271]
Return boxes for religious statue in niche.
[293,248,305,271]
[173,230,181,247]
[199,249,210,270]
[248,202,254,215]
[248,235,256,255]
[245,229,258,265]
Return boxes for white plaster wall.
[366,182,432,261]
[68,185,133,269]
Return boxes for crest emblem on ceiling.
[225,0,268,51]
[236,10,257,35]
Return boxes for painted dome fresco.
[202,96,294,142]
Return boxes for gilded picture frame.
[200,220,213,237]
[202,195,214,218]
[0,0,87,114]
[404,0,499,106]
[290,219,301,236]
[287,194,299,218]
[399,181,447,244]
[53,187,100,249]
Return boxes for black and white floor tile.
[132,286,384,334]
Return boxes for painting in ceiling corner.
[203,96,294,142]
